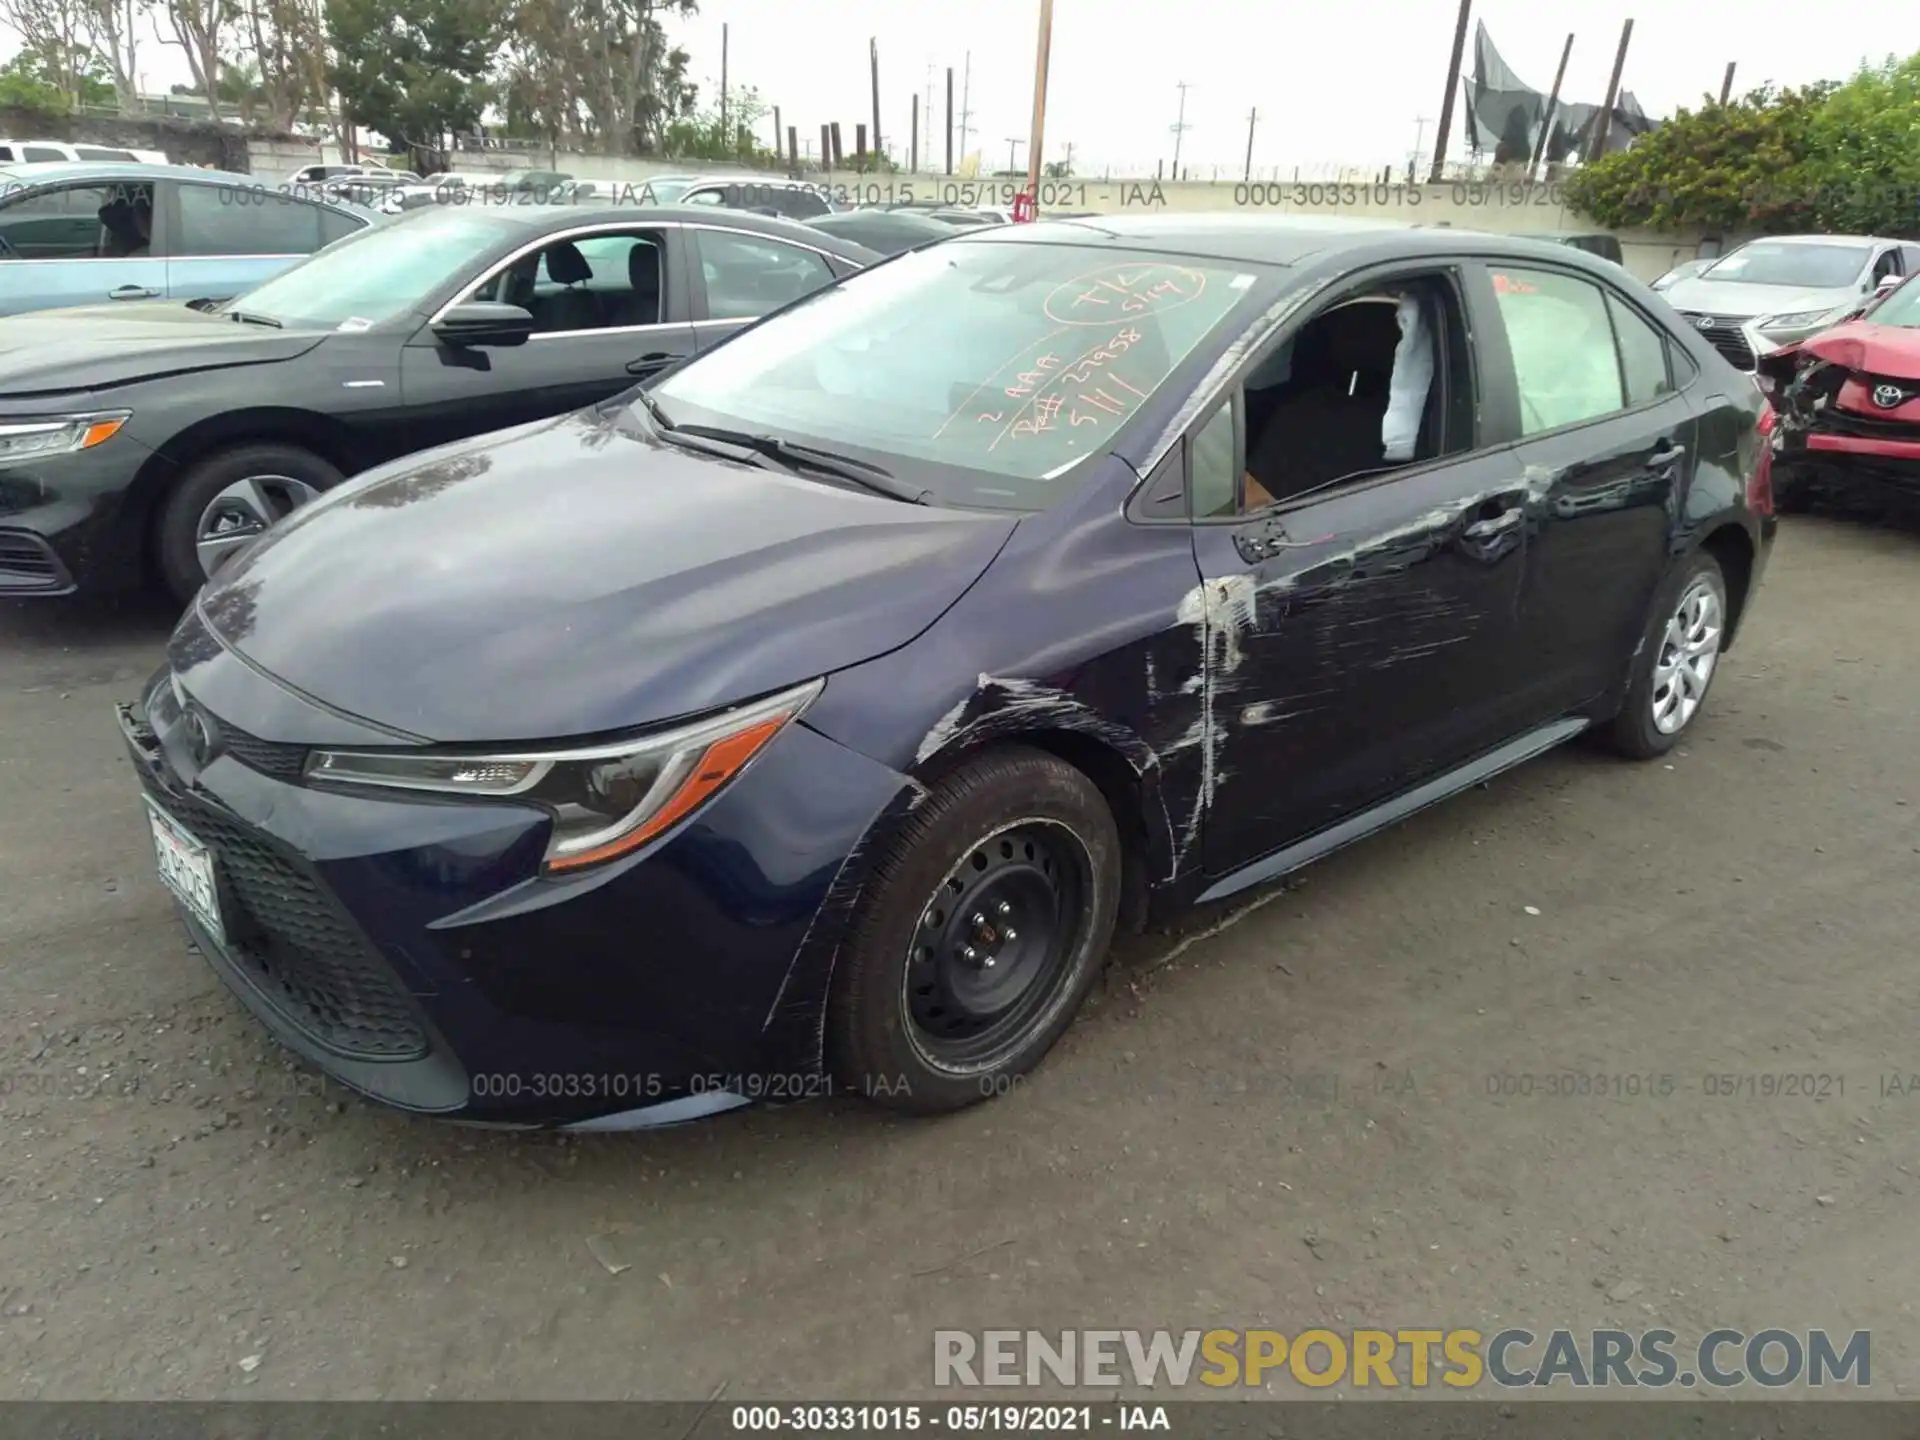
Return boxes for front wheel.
[155,443,344,606]
[827,746,1122,1114]
[1594,550,1729,759]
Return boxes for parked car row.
[66,211,1776,1131]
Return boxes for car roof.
[1733,233,1891,246]
[0,160,374,215]
[403,201,883,260]
[946,212,1666,276]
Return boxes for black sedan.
[0,203,878,603]
[121,218,1775,1129]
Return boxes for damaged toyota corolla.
[1757,271,1920,511]
[119,216,1776,1130]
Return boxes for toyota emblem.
[1872,383,1907,409]
[1693,315,1716,330]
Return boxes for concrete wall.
[4,105,250,169]
[238,138,1726,285]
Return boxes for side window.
[75,146,135,162]
[0,181,153,259]
[1489,267,1625,436]
[318,207,364,246]
[1237,274,1466,509]
[1190,398,1239,518]
[1872,248,1901,282]
[685,188,726,206]
[774,188,829,220]
[697,230,834,320]
[22,146,66,163]
[1605,294,1673,407]
[177,184,324,256]
[467,230,664,332]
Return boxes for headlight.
[1757,308,1842,331]
[0,411,129,462]
[303,679,822,874]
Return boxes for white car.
[0,138,167,165]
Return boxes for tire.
[155,443,345,607]
[827,746,1123,1115]
[1593,550,1729,760]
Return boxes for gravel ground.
[0,514,1915,1402]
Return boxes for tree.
[326,0,503,166]
[0,0,94,108]
[159,0,239,119]
[243,0,329,131]
[660,80,775,164]
[1043,158,1072,179]
[1566,55,1920,236]
[83,0,145,112]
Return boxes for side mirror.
[1875,273,1903,295]
[432,301,534,348]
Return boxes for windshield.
[1870,276,1920,328]
[650,240,1267,508]
[641,177,697,203]
[225,207,510,329]
[1701,241,1871,289]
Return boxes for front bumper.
[118,665,913,1127]
[0,438,158,598]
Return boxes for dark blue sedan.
[119,216,1776,1129]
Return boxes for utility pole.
[1587,17,1633,163]
[772,104,782,160]
[945,67,954,174]
[925,59,935,170]
[911,99,919,173]
[719,23,729,140]
[1024,0,1055,208]
[957,52,974,165]
[1243,107,1257,182]
[1528,32,1573,179]
[1411,115,1432,168]
[1169,81,1192,180]
[870,39,883,162]
[1719,61,1736,106]
[1428,0,1472,183]
[1005,137,1025,173]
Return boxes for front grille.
[1680,314,1756,371]
[0,532,69,591]
[1822,409,1920,442]
[152,787,430,1061]
[214,720,310,784]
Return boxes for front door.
[0,178,167,315]
[395,226,699,454]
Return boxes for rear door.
[0,177,166,315]
[685,222,845,351]
[1477,260,1696,713]
[396,223,698,453]
[161,178,366,303]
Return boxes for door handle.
[1462,505,1522,540]
[110,285,159,300]
[626,352,675,376]
[1647,441,1687,469]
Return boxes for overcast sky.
[6,0,1918,175]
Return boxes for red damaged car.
[1758,273,1920,510]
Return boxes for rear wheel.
[827,747,1121,1114]
[1594,550,1728,760]
[156,443,343,606]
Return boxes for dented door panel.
[1507,396,1698,713]
[1189,456,1532,878]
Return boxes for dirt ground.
[1,514,1917,1402]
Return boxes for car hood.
[0,303,325,398]
[1660,277,1858,321]
[1783,320,1920,381]
[190,408,1020,744]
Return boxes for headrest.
[545,241,591,286]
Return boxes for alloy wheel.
[900,819,1094,1075]
[195,475,321,579]
[1651,577,1723,735]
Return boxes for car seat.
[615,242,661,326]
[540,241,599,331]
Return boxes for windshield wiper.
[668,422,932,505]
[226,309,283,329]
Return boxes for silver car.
[1660,234,1920,369]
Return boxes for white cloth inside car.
[1381,293,1434,462]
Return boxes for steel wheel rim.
[1651,577,1723,735]
[900,818,1094,1076]
[195,474,320,579]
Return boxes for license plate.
[145,800,225,948]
